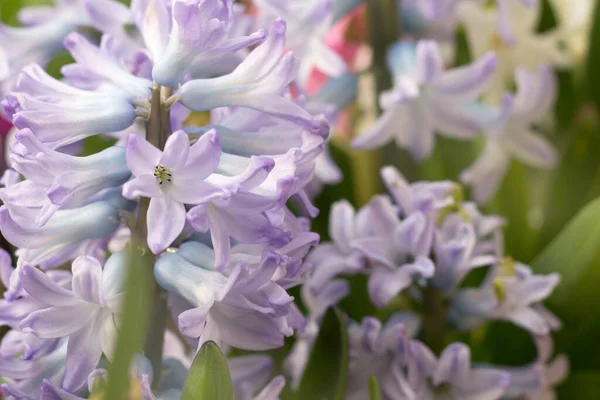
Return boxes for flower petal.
[63,315,103,392]
[147,197,186,254]
[159,130,190,171]
[72,256,103,305]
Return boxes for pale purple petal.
[122,174,163,199]
[125,133,162,177]
[159,130,190,171]
[63,316,103,392]
[19,265,75,306]
[147,197,186,254]
[21,303,95,338]
[71,256,103,305]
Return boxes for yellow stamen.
[154,164,172,185]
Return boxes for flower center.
[154,164,172,185]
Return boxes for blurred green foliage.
[296,308,348,400]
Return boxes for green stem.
[140,85,172,387]
[365,0,400,102]
[419,284,450,354]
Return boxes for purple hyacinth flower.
[460,65,558,203]
[19,253,127,392]
[352,40,496,161]
[451,262,561,335]
[122,130,224,254]
[352,195,435,308]
[408,341,510,399]
[155,241,297,351]
[347,315,420,400]
[2,129,130,226]
[178,19,330,136]
[152,0,266,86]
[0,338,68,399]
[380,166,455,217]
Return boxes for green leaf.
[296,308,349,400]
[369,377,383,400]
[181,341,234,400]
[104,247,153,400]
[537,108,600,252]
[532,197,600,369]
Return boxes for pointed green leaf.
[532,197,600,369]
[181,341,234,400]
[369,377,383,400]
[296,308,349,400]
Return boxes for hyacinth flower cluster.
[0,0,331,397]
[0,0,583,398]
[288,166,566,399]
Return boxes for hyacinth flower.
[253,0,347,86]
[460,65,558,203]
[457,0,572,100]
[353,195,436,308]
[154,240,307,351]
[451,261,561,335]
[122,129,225,254]
[1,128,130,226]
[0,0,136,97]
[352,40,497,161]
[346,314,420,400]
[0,191,131,300]
[17,253,126,393]
[407,341,510,399]
[0,339,68,399]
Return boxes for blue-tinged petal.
[154,252,230,308]
[386,41,419,81]
[0,198,124,249]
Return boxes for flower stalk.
[139,85,172,386]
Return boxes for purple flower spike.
[122,130,225,254]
